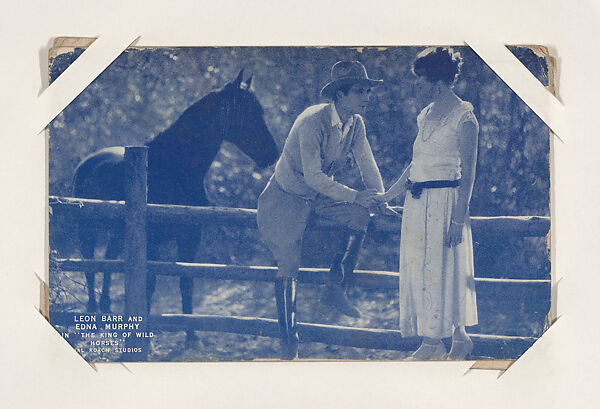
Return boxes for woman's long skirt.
[399,187,478,339]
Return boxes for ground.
[51,269,413,361]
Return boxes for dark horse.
[73,71,279,341]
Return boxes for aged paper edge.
[49,36,175,60]
[470,360,514,371]
[45,37,556,371]
[40,279,49,320]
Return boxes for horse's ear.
[246,74,254,91]
[232,69,244,87]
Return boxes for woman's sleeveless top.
[409,100,477,183]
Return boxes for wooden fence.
[49,147,551,361]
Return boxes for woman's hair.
[412,47,463,85]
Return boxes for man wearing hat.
[257,60,388,359]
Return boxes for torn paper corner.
[49,37,97,60]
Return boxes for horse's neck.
[147,95,225,168]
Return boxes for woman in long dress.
[376,47,479,360]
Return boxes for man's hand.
[354,188,378,208]
[373,192,388,202]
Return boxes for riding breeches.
[257,176,370,279]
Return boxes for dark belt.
[406,179,460,199]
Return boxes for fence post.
[121,146,149,361]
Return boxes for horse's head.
[218,70,279,168]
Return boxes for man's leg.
[314,199,371,318]
[257,178,310,360]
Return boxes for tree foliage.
[49,46,551,278]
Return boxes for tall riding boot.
[327,229,352,285]
[284,278,299,359]
[274,278,299,360]
[340,231,366,286]
[275,278,288,342]
[322,230,364,318]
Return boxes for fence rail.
[54,258,550,311]
[49,195,550,236]
[48,147,551,360]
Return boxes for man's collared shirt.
[330,101,354,141]
[273,102,384,203]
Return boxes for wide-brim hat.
[320,60,383,99]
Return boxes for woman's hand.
[369,193,401,216]
[374,186,406,203]
[445,221,464,247]
[372,202,401,217]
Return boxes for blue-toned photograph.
[48,42,551,362]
